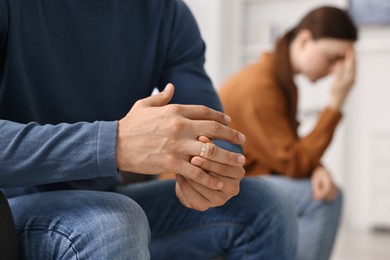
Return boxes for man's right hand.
[116,83,246,192]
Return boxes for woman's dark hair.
[274,6,358,124]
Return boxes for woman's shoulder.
[219,54,279,98]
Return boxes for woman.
[219,6,358,260]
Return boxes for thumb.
[138,83,175,107]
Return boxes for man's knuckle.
[167,139,180,151]
[166,104,181,114]
[227,152,235,163]
[230,185,240,196]
[210,122,221,133]
[165,153,177,165]
[238,167,245,178]
[200,105,209,115]
[192,167,204,180]
[214,195,227,206]
[206,174,214,187]
[134,99,144,107]
[206,143,217,158]
[169,118,186,133]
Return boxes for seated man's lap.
[117,178,297,259]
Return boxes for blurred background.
[183,0,390,259]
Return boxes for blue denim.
[261,175,343,260]
[8,190,150,259]
[116,178,297,260]
[8,178,297,259]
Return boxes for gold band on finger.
[199,143,207,158]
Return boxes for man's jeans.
[8,178,297,259]
[262,175,343,260]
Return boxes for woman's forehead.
[316,38,353,54]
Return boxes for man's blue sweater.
[0,0,240,195]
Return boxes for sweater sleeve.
[241,85,342,178]
[0,0,7,73]
[158,0,242,154]
[0,0,6,39]
[0,119,119,188]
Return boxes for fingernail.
[192,158,202,166]
[237,155,246,164]
[239,133,246,142]
[224,115,231,123]
[217,182,224,189]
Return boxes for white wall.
[345,26,390,229]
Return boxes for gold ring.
[199,143,207,158]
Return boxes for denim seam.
[16,227,80,260]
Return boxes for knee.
[72,191,150,237]
[235,178,298,255]
[237,177,297,222]
[61,191,150,258]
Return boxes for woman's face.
[295,36,354,82]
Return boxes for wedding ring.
[199,143,207,158]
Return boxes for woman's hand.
[329,47,356,111]
[312,166,338,202]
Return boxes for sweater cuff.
[97,121,119,178]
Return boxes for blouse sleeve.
[241,84,342,178]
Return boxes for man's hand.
[116,83,246,194]
[175,136,245,211]
[312,166,338,202]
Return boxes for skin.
[175,135,245,211]
[312,166,338,202]
[290,29,356,201]
[116,83,246,211]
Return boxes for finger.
[346,47,356,65]
[166,104,231,126]
[177,160,224,190]
[193,121,246,145]
[312,179,325,200]
[325,185,339,202]
[348,48,356,77]
[344,48,356,73]
[184,177,234,207]
[322,177,331,195]
[136,83,174,108]
[191,156,245,179]
[198,136,212,143]
[176,174,212,211]
[203,171,241,198]
[192,142,246,166]
[175,179,190,208]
